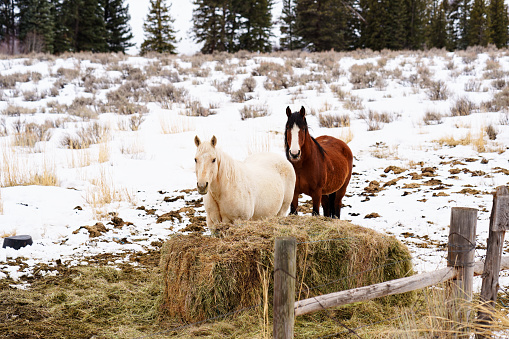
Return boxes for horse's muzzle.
[289,150,301,161]
[197,182,208,195]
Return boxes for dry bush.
[0,72,41,88]
[184,99,212,117]
[149,84,188,107]
[61,122,109,149]
[464,79,482,92]
[349,63,380,89]
[12,121,53,147]
[241,76,257,92]
[213,76,234,94]
[492,78,506,90]
[358,109,397,131]
[231,88,248,103]
[427,80,449,100]
[500,112,509,125]
[67,96,98,119]
[22,89,45,101]
[330,84,348,100]
[253,61,292,77]
[318,113,350,128]
[485,124,498,140]
[343,95,364,111]
[239,104,269,120]
[56,67,80,82]
[423,110,444,125]
[488,86,509,111]
[121,65,147,82]
[450,97,477,116]
[1,104,37,116]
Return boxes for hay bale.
[159,215,413,322]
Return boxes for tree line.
[0,0,133,54]
[0,0,507,55]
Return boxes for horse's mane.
[285,112,326,158]
[215,146,239,183]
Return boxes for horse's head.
[194,135,218,195]
[285,106,307,162]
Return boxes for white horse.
[194,135,296,231]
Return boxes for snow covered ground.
[0,49,508,293]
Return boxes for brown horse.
[284,106,353,218]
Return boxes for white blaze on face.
[289,124,300,156]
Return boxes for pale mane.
[216,147,239,184]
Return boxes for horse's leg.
[204,194,221,233]
[334,179,351,219]
[322,192,336,218]
[290,193,299,215]
[311,190,322,216]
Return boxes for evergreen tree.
[467,0,488,46]
[17,0,55,53]
[360,0,406,50]
[0,0,16,54]
[192,0,228,54]
[141,0,178,54]
[447,0,471,49]
[402,0,428,49]
[57,0,108,52]
[238,0,273,52]
[102,0,134,53]
[279,0,302,50]
[487,0,508,48]
[427,0,448,49]
[295,0,359,51]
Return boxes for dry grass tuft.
[358,110,397,131]
[160,215,414,323]
[318,113,350,128]
[240,104,269,120]
[160,114,195,134]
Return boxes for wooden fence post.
[447,207,477,337]
[477,186,509,339]
[273,237,296,339]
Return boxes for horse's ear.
[194,135,201,147]
[286,106,292,117]
[211,135,217,147]
[299,106,306,117]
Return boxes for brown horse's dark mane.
[284,111,325,160]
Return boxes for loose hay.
[160,215,414,323]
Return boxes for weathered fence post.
[447,207,477,337]
[477,186,509,339]
[273,237,296,339]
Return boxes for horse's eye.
[194,158,197,162]
[212,158,216,163]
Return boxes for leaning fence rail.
[274,185,509,339]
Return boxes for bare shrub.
[68,96,98,119]
[185,100,211,117]
[343,95,364,111]
[22,89,45,101]
[241,77,257,92]
[107,81,146,103]
[0,72,37,88]
[263,74,295,90]
[349,63,380,89]
[318,113,350,128]
[122,65,147,82]
[240,104,269,120]
[231,89,248,103]
[253,61,292,77]
[56,67,80,82]
[500,112,509,125]
[423,110,444,125]
[451,97,477,116]
[485,124,498,140]
[1,104,37,116]
[129,114,145,131]
[330,84,348,100]
[490,86,509,111]
[62,122,109,149]
[358,110,396,131]
[12,121,52,147]
[491,79,506,90]
[464,79,481,92]
[254,61,294,91]
[213,76,234,94]
[427,80,449,100]
[149,84,188,106]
